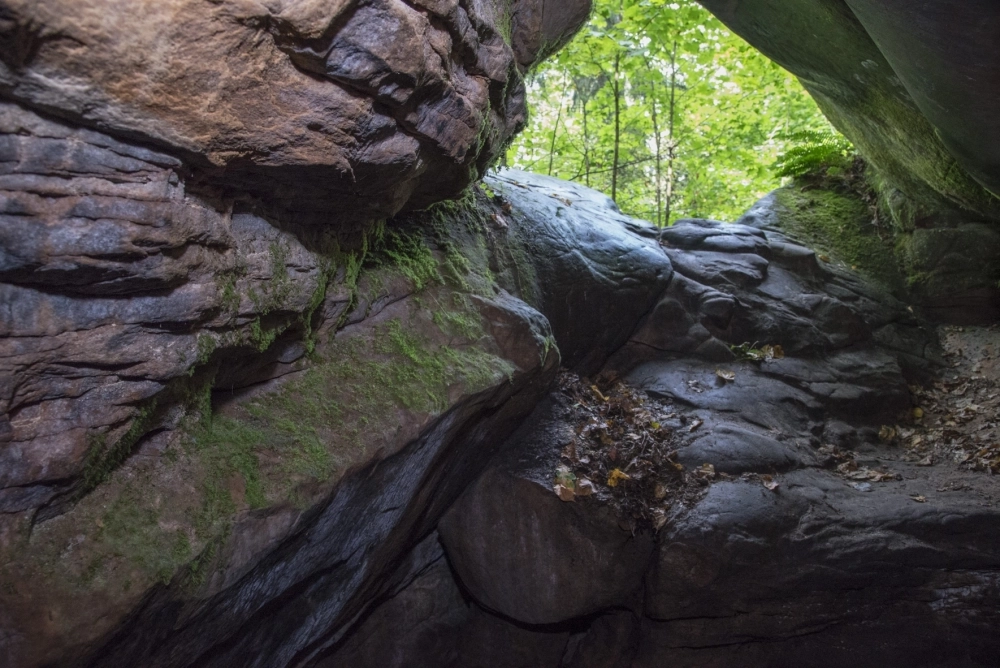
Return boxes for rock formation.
[696,0,1000,320]
[3,0,1000,666]
[319,172,1000,667]
[0,0,588,222]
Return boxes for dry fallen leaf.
[651,509,668,531]
[591,385,609,402]
[911,495,927,503]
[715,368,736,382]
[761,474,780,492]
[654,482,668,501]
[561,441,578,462]
[575,477,595,497]
[837,460,859,473]
[554,484,575,502]
[917,455,934,466]
[878,425,898,442]
[697,463,716,478]
[688,418,704,433]
[607,468,630,488]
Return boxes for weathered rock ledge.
[322,173,1000,668]
[0,0,590,222]
[3,105,1000,666]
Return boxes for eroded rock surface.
[321,172,1000,667]
[3,99,999,666]
[0,0,590,221]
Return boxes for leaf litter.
[550,371,718,532]
[820,325,1000,503]
[900,325,1000,476]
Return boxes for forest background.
[507,0,851,225]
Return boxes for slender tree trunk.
[664,41,678,225]
[611,51,622,203]
[547,100,563,176]
[582,100,591,186]
[650,78,662,227]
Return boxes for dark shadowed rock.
[640,468,1000,667]
[439,395,655,625]
[315,537,573,668]
[678,424,810,475]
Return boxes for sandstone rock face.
[321,172,1000,667]
[0,97,592,663]
[841,0,1000,199]
[696,0,1000,222]
[0,0,590,222]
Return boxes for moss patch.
[772,183,905,293]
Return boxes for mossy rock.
[761,183,906,295]
[896,224,1000,322]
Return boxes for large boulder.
[0,0,590,222]
[0,118,576,663]
[0,142,678,663]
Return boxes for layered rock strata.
[0,0,589,222]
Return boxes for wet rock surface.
[2,132,1000,664]
[3,0,1000,663]
[323,173,1000,667]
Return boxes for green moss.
[178,292,513,519]
[432,293,485,341]
[188,416,267,519]
[13,202,530,604]
[82,399,159,492]
[76,476,194,588]
[366,227,442,291]
[195,334,217,366]
[183,536,221,591]
[772,183,905,292]
[496,0,513,46]
[248,317,284,353]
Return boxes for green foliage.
[773,131,854,178]
[510,0,847,225]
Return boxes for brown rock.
[0,0,591,221]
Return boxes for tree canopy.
[508,0,849,225]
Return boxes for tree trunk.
[664,41,678,226]
[611,51,622,203]
[547,100,563,176]
[582,100,591,186]
[650,77,662,226]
